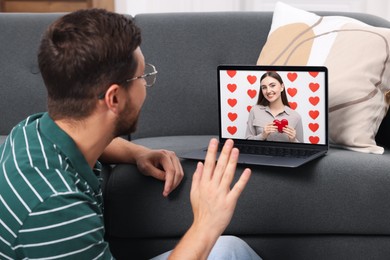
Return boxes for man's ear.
[103,84,121,114]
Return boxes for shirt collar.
[261,105,292,116]
[39,112,101,193]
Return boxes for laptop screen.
[218,65,328,147]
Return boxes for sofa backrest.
[131,12,274,139]
[0,13,61,135]
[133,11,390,147]
[1,11,389,145]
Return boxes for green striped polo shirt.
[0,113,113,259]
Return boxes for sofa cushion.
[0,13,59,136]
[132,12,274,140]
[257,2,390,154]
[105,135,390,241]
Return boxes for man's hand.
[168,138,251,259]
[136,149,184,197]
[191,138,251,237]
[100,138,184,197]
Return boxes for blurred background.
[1,0,389,21]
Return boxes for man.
[0,9,261,259]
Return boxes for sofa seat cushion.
[131,135,216,156]
[105,135,390,240]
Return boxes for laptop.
[180,65,328,167]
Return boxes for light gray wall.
[115,0,390,22]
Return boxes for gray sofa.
[1,11,390,260]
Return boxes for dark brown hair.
[256,71,290,107]
[38,9,142,120]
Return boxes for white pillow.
[257,2,390,154]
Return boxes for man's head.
[38,9,142,121]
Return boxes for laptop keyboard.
[233,144,318,159]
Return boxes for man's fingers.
[220,147,240,187]
[213,139,237,185]
[230,168,252,200]
[202,138,219,180]
[162,151,184,197]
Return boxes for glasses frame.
[98,63,158,99]
[126,63,158,87]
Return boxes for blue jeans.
[150,235,262,260]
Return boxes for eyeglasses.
[98,63,158,99]
[126,63,158,88]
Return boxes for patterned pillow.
[257,2,390,154]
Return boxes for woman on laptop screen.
[245,71,303,142]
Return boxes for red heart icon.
[227,98,237,107]
[309,71,319,78]
[227,126,237,135]
[228,112,238,122]
[227,83,237,93]
[309,83,320,92]
[287,88,297,97]
[309,123,319,132]
[287,72,297,82]
[274,119,288,133]
[247,105,252,112]
[309,110,319,119]
[309,136,320,144]
[309,96,320,106]
[247,75,257,85]
[289,102,297,110]
[227,70,237,78]
[247,89,257,99]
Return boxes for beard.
[113,98,140,137]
